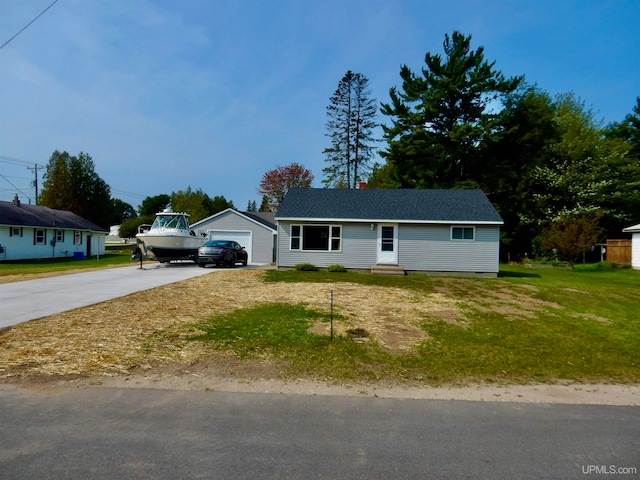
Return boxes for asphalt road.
[0,263,255,329]
[0,385,638,479]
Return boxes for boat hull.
[136,234,205,262]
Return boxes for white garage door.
[208,230,252,262]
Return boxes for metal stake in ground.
[330,290,333,341]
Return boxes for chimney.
[12,194,21,207]
[358,182,367,189]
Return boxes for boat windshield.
[151,214,189,230]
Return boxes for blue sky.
[1,0,638,212]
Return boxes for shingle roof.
[241,211,276,230]
[0,200,108,232]
[275,188,503,224]
[190,208,277,231]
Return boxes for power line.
[0,173,32,200]
[0,0,60,51]
[110,188,146,200]
[0,155,34,167]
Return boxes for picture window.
[290,224,342,251]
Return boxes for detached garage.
[190,209,276,264]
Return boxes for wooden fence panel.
[606,239,631,264]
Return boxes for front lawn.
[0,250,135,279]
[188,263,640,385]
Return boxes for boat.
[135,207,205,263]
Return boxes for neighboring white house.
[0,195,108,261]
[622,223,640,269]
[190,209,277,264]
[275,188,504,276]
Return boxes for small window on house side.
[11,227,22,237]
[74,231,82,245]
[56,230,65,242]
[451,227,474,240]
[331,226,341,251]
[290,225,301,250]
[34,229,46,245]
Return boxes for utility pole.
[27,163,41,204]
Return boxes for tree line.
[37,30,639,260]
[38,150,234,237]
[322,31,640,260]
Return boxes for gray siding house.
[190,209,276,264]
[275,188,503,276]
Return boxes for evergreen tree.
[139,194,171,216]
[111,198,137,223]
[381,31,522,188]
[323,70,378,188]
[481,86,559,257]
[259,196,270,212]
[39,150,113,228]
[210,195,234,214]
[606,97,640,161]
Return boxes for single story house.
[190,208,277,264]
[275,188,504,276]
[0,195,107,261]
[622,223,640,269]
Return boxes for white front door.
[377,224,398,265]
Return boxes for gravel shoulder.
[9,372,640,406]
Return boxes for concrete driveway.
[0,263,258,329]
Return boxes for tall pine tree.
[39,150,113,229]
[381,31,522,189]
[323,71,378,188]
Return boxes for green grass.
[4,255,637,385]
[189,303,393,380]
[185,263,640,385]
[0,250,135,277]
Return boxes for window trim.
[34,228,46,245]
[451,226,475,241]
[289,224,342,252]
[10,227,23,237]
[290,225,301,250]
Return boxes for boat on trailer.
[135,207,205,263]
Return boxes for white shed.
[622,224,640,269]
